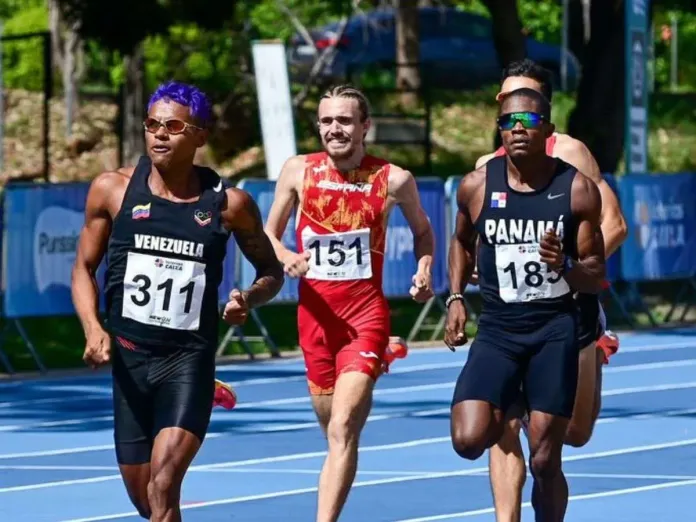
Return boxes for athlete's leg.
[524,313,578,522]
[316,370,375,522]
[564,294,603,447]
[451,330,524,460]
[148,428,202,522]
[147,348,216,522]
[489,413,526,522]
[299,304,337,435]
[526,411,570,522]
[112,337,153,519]
[564,342,602,447]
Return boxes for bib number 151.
[302,228,372,281]
[306,237,362,267]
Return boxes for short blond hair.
[319,84,371,122]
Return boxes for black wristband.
[445,293,465,308]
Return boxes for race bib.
[122,252,206,330]
[301,227,372,281]
[495,243,570,303]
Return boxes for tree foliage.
[55,0,239,54]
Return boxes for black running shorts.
[451,312,579,418]
[111,336,216,465]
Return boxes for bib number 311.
[122,252,206,330]
[302,228,372,281]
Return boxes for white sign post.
[251,41,297,181]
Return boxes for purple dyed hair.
[147,81,213,127]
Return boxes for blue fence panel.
[236,179,299,304]
[2,182,106,318]
[383,177,447,298]
[444,175,478,294]
[619,173,696,281]
[603,173,622,283]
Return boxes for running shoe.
[213,379,237,410]
[382,336,409,374]
[597,330,620,365]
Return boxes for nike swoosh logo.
[214,181,222,192]
[547,193,564,200]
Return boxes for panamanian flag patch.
[491,191,507,208]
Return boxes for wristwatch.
[561,255,574,274]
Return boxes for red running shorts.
[297,288,390,396]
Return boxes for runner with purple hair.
[71,80,284,520]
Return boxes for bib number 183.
[495,244,569,303]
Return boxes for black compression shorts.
[451,312,579,418]
[111,336,216,465]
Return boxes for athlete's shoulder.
[570,169,601,214]
[222,185,261,231]
[458,166,486,200]
[551,133,590,160]
[84,168,131,217]
[279,154,313,178]
[386,162,414,194]
[89,168,131,199]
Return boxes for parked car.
[287,7,581,91]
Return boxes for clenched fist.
[83,328,111,369]
[283,250,311,278]
[222,289,249,325]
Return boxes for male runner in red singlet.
[264,85,435,522]
[475,59,627,522]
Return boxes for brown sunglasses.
[143,117,203,135]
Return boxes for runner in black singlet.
[445,88,606,522]
[71,81,284,520]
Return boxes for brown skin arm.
[71,170,129,336]
[553,135,627,257]
[444,168,485,349]
[564,173,606,293]
[223,188,285,308]
[449,168,485,295]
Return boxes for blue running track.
[1,329,695,521]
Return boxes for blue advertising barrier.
[618,173,696,282]
[618,173,696,324]
[217,178,297,356]
[384,177,447,298]
[2,182,105,318]
[384,178,448,342]
[1,182,106,372]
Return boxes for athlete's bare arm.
[449,168,486,295]
[444,168,485,348]
[388,165,434,275]
[553,135,627,257]
[71,170,130,336]
[264,155,306,264]
[224,189,284,308]
[563,173,606,293]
